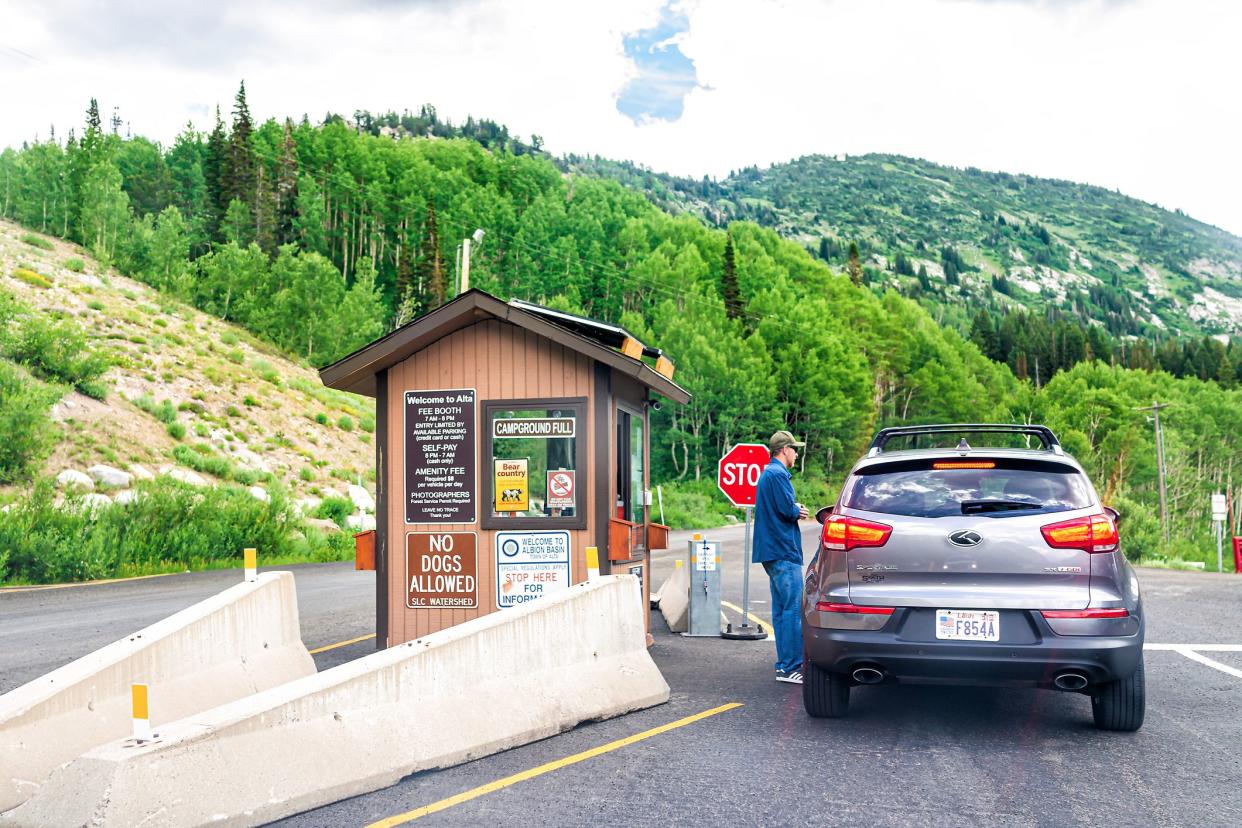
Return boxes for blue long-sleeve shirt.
[752,459,803,564]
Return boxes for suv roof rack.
[867,423,1062,457]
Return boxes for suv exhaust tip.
[1053,671,1089,691]
[852,666,885,685]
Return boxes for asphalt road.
[3,524,1242,826]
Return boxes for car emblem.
[948,530,982,547]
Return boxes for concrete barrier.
[657,562,690,632]
[3,574,668,828]
[0,572,314,814]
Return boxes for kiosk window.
[482,399,586,529]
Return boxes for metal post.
[460,236,472,295]
[1137,401,1172,547]
[1217,519,1224,574]
[722,505,767,640]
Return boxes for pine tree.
[204,106,228,238]
[846,241,863,286]
[720,233,742,320]
[224,81,256,209]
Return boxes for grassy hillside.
[568,153,1242,339]
[0,218,375,583]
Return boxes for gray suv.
[802,424,1145,731]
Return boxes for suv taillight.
[823,515,892,551]
[1040,513,1119,553]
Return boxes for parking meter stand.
[723,506,768,640]
[684,537,722,637]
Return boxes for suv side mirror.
[815,506,834,525]
[1103,505,1121,525]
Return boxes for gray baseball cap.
[768,430,806,452]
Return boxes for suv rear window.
[843,458,1093,518]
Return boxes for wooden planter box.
[648,523,670,550]
[354,529,376,571]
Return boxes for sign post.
[718,443,769,641]
[1212,493,1227,573]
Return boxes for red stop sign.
[717,443,770,507]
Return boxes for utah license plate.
[936,609,1000,641]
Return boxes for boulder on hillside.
[231,447,270,473]
[127,464,155,481]
[304,517,341,534]
[111,489,139,505]
[163,467,208,487]
[248,486,269,503]
[294,496,322,515]
[88,464,133,489]
[55,469,94,491]
[348,484,375,513]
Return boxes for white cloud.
[0,0,1238,235]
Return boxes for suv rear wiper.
[960,499,1042,514]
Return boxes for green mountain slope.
[567,153,1242,338]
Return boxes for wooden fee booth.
[319,289,689,647]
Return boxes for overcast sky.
[2,0,1239,236]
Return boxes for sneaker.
[775,669,804,685]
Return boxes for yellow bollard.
[585,546,600,582]
[132,683,151,742]
[244,547,257,582]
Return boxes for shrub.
[337,415,354,431]
[243,395,259,407]
[0,361,59,484]
[12,268,53,289]
[0,478,297,584]
[173,443,232,478]
[86,300,105,311]
[225,405,241,417]
[194,423,210,437]
[21,234,53,251]
[1,314,110,393]
[77,380,109,401]
[359,414,375,433]
[167,421,186,440]
[314,412,328,425]
[220,331,239,346]
[314,496,354,527]
[63,257,86,273]
[299,467,314,481]
[155,400,177,424]
[226,349,244,364]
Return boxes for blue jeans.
[763,559,803,673]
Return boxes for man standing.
[753,430,809,684]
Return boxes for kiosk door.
[615,407,646,553]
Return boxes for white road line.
[1144,643,1242,652]
[1171,647,1242,680]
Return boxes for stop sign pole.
[718,443,770,641]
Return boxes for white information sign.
[496,531,572,608]
[693,541,719,572]
[1212,493,1228,521]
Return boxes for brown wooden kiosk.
[319,289,690,647]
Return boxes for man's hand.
[797,502,809,520]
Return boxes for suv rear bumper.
[804,608,1143,687]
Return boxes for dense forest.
[1,86,1240,565]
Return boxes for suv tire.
[1091,658,1145,731]
[803,661,850,718]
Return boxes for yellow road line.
[721,600,774,637]
[308,633,376,654]
[0,571,182,592]
[367,702,744,827]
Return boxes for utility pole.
[1136,400,1172,546]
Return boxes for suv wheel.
[1091,658,1145,732]
[803,661,850,718]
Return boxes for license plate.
[936,609,1000,641]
